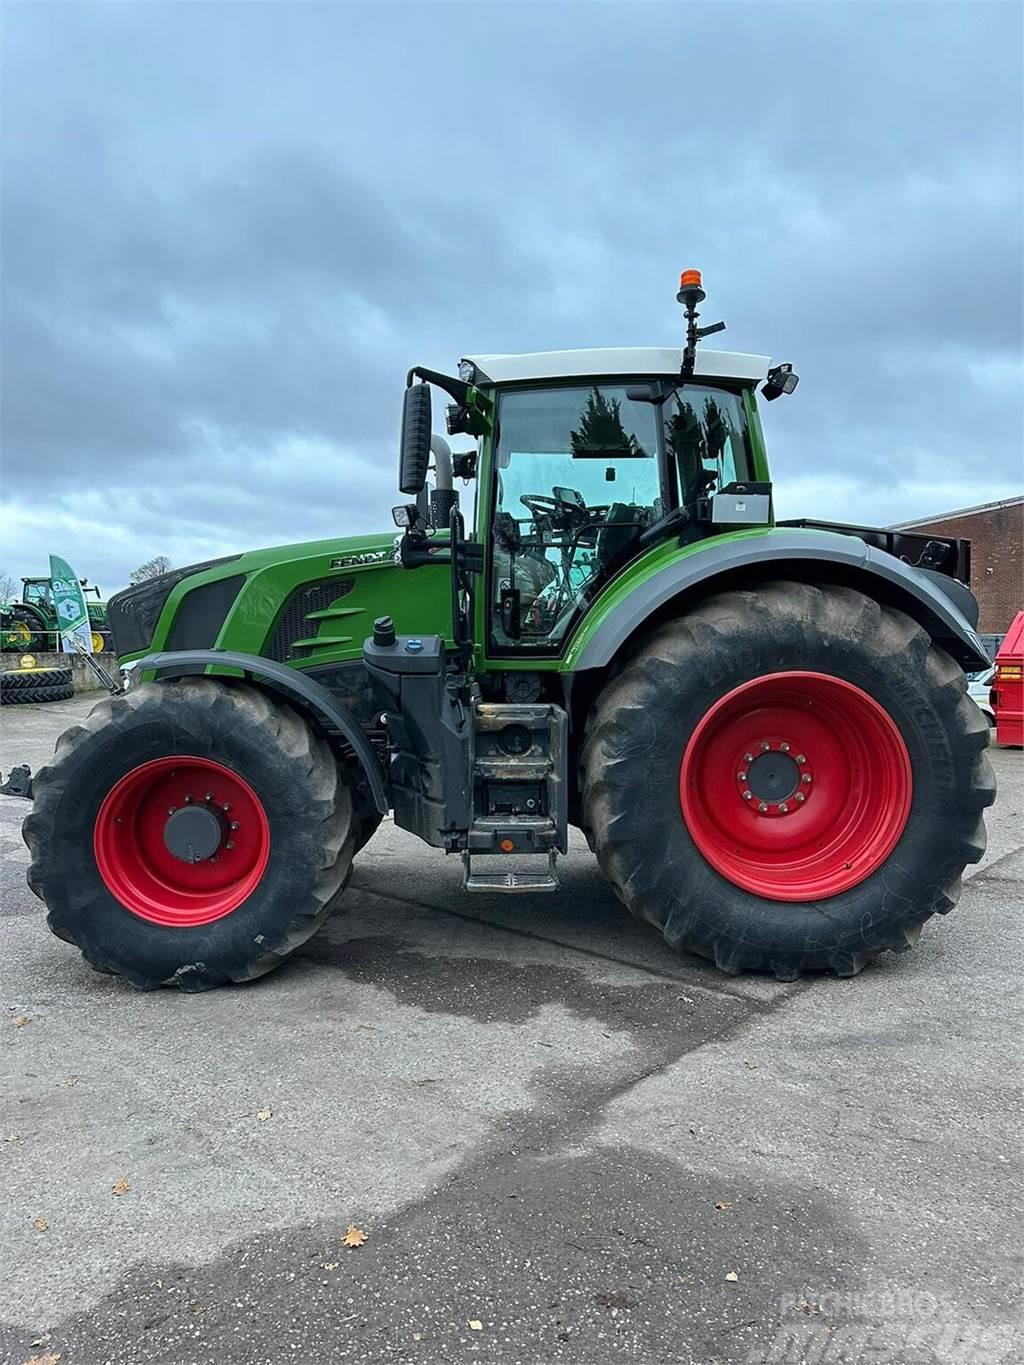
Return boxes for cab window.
[488,381,752,650]
[490,385,663,647]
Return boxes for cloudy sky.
[3,0,1022,592]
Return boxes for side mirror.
[399,383,432,493]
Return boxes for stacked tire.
[1,667,74,706]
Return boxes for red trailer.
[992,611,1024,747]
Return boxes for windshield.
[489,381,752,648]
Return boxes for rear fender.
[568,530,990,673]
[128,649,389,814]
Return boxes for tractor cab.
[392,272,791,660]
[22,578,53,610]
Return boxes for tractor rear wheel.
[581,581,995,978]
[24,678,355,990]
[2,611,43,652]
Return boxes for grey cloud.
[1,0,1021,589]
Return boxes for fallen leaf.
[23,1354,61,1365]
[32,1217,49,1232]
[255,1107,272,1121]
[468,1320,483,1331]
[743,1059,758,1069]
[322,1262,339,1271]
[14,1016,30,1028]
[29,1334,50,1347]
[65,1076,78,1087]
[724,1271,739,1282]
[412,1333,422,1341]
[342,1224,367,1248]
[111,1178,131,1196]
[714,1200,732,1211]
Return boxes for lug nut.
[737,771,747,781]
[795,792,806,803]
[744,752,754,763]
[204,792,214,802]
[168,806,177,815]
[184,794,193,804]
[796,754,806,765]
[222,803,231,813]
[230,821,240,831]
[225,840,235,850]
[759,741,770,752]
[758,801,769,813]
[780,742,791,753]
[802,773,813,784]
[779,802,789,813]
[742,790,753,801]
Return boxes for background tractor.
[1,576,111,653]
[23,274,995,991]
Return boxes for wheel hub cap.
[743,748,801,805]
[163,804,225,863]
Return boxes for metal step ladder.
[461,701,567,893]
[462,848,559,893]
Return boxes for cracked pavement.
[1,696,1021,1364]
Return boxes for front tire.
[581,581,996,978]
[24,679,355,990]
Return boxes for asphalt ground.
[1,694,1021,1365]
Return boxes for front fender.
[567,529,990,672]
[128,649,389,814]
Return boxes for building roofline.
[890,494,1024,530]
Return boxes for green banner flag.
[49,554,94,654]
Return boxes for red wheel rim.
[679,672,912,901]
[93,756,270,926]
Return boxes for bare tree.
[129,555,173,585]
[0,569,19,602]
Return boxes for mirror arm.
[406,366,470,404]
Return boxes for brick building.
[893,495,1024,635]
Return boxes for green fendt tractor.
[24,274,995,991]
[1,576,111,653]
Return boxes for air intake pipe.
[429,434,458,529]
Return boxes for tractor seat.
[596,503,644,572]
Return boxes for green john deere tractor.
[1,576,111,654]
[23,273,995,990]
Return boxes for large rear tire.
[581,581,995,978]
[24,678,355,990]
[1,667,74,704]
[2,682,75,705]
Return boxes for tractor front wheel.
[581,581,995,978]
[24,678,355,990]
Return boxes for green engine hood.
[132,529,453,668]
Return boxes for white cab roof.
[462,347,771,386]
